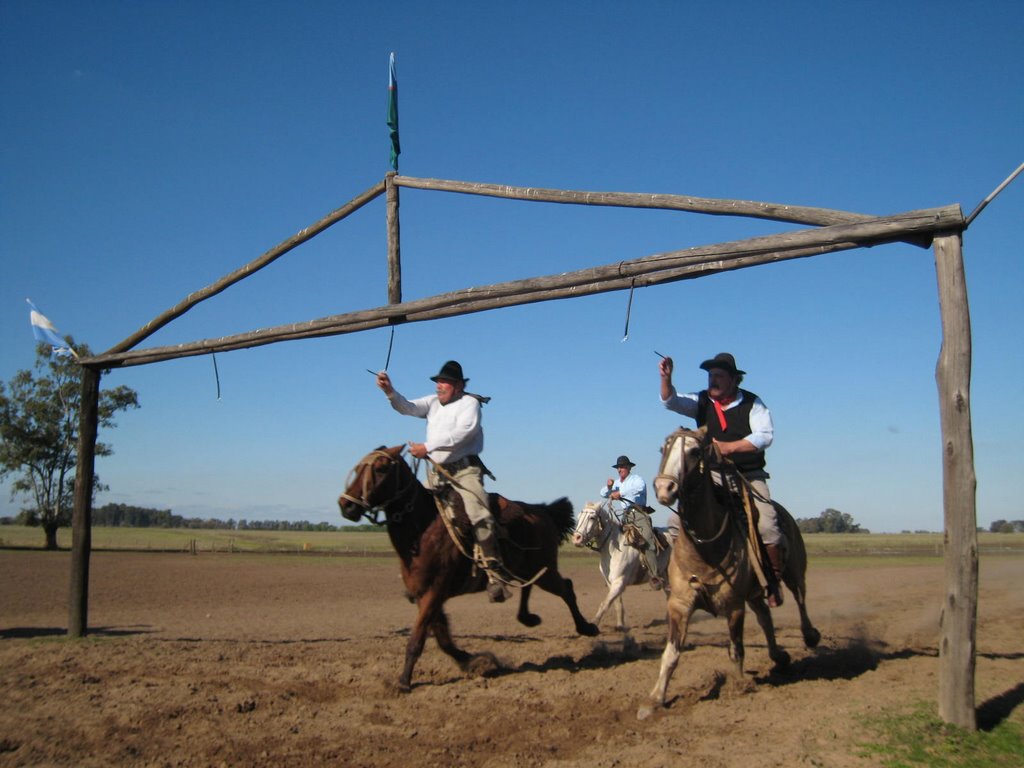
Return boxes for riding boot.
[474,523,511,603]
[764,543,785,608]
[645,550,663,591]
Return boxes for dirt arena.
[1,548,1021,767]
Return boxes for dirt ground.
[1,548,1021,768]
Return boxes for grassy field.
[1,524,1022,559]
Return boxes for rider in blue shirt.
[601,455,662,590]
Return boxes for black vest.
[696,389,767,475]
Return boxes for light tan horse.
[638,427,819,720]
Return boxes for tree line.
[86,503,349,532]
[795,508,868,534]
[988,519,1024,533]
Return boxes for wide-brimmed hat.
[430,360,468,384]
[699,352,745,376]
[612,455,635,469]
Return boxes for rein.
[338,448,420,525]
[579,506,614,552]
[664,431,735,546]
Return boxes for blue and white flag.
[27,299,76,357]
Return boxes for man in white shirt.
[376,360,508,602]
[601,455,662,590]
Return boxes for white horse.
[571,500,673,631]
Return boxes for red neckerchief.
[710,394,736,431]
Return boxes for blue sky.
[2,1,1021,533]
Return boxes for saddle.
[622,521,671,552]
[432,486,525,529]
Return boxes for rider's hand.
[408,441,428,459]
[659,357,674,379]
[376,371,394,395]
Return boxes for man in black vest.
[658,352,786,607]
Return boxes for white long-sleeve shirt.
[387,390,483,464]
[661,389,774,451]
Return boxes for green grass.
[0,524,395,554]
[1,526,1022,559]
[858,701,1024,767]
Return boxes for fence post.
[69,365,101,638]
[933,232,978,730]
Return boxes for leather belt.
[441,455,480,474]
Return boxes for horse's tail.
[545,497,575,542]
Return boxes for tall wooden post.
[933,232,978,730]
[69,365,101,637]
[385,171,402,304]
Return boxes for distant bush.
[796,508,867,534]
[93,503,345,532]
[989,519,1024,533]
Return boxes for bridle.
[339,448,420,525]
[658,428,734,545]
[576,505,614,552]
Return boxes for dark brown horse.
[638,427,820,719]
[338,445,599,691]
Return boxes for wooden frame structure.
[71,172,978,728]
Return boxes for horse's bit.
[339,449,418,525]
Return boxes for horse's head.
[571,502,604,547]
[337,445,409,523]
[654,427,708,506]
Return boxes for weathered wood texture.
[69,366,100,638]
[385,172,402,304]
[933,233,978,730]
[394,175,879,228]
[81,204,963,369]
[105,180,387,356]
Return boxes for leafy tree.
[796,508,867,534]
[989,519,1023,533]
[0,342,138,549]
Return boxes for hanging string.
[622,279,636,342]
[212,352,222,400]
[385,326,395,371]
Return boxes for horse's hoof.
[395,680,412,694]
[637,703,658,721]
[804,627,821,649]
[466,652,501,677]
[771,650,791,671]
[579,622,600,637]
[517,613,542,628]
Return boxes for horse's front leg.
[536,571,599,637]
[399,591,444,692]
[430,607,472,667]
[593,574,629,631]
[432,606,502,679]
[516,584,541,627]
[748,597,790,671]
[726,606,747,679]
[637,603,691,720]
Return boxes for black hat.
[430,360,468,384]
[699,352,745,376]
[612,455,635,469]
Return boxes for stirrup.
[766,582,784,608]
